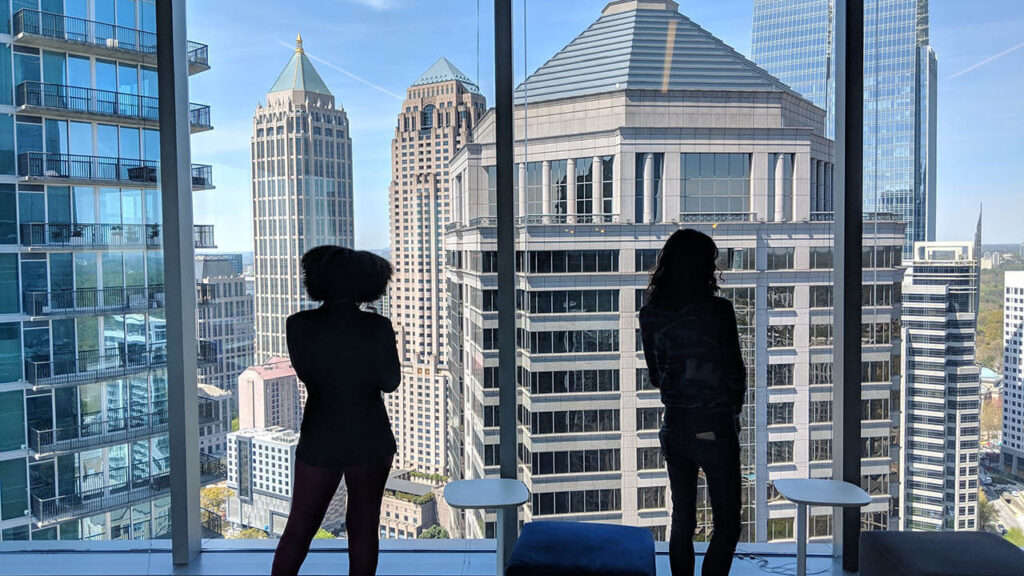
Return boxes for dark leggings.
[660,411,742,576]
[271,456,393,576]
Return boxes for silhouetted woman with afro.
[271,246,399,576]
[639,229,746,576]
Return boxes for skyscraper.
[387,59,486,475]
[446,0,904,541]
[237,358,306,432]
[751,0,937,256]
[252,35,353,362]
[196,254,255,401]
[900,241,981,531]
[0,6,221,540]
[1001,272,1024,480]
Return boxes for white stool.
[444,478,530,575]
[772,479,871,576]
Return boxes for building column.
[642,153,654,224]
[816,160,826,214]
[566,158,576,222]
[611,153,623,221]
[774,153,788,222]
[592,155,602,219]
[541,160,551,223]
[825,162,834,212]
[518,162,527,219]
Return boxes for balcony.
[809,211,903,223]
[22,285,165,319]
[27,398,220,457]
[25,341,218,389]
[12,10,209,75]
[29,454,224,526]
[187,40,211,74]
[28,407,168,457]
[17,152,214,190]
[14,82,212,133]
[19,223,215,250]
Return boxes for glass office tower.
[752,0,937,257]
[0,1,221,541]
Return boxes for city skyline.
[189,0,1024,252]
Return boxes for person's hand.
[733,414,742,435]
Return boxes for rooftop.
[269,34,332,96]
[411,57,481,94]
[385,471,435,498]
[514,0,797,104]
[231,426,300,444]
[198,383,232,399]
[245,357,296,380]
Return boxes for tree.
[236,528,268,540]
[200,485,232,515]
[231,416,240,432]
[418,524,450,539]
[1005,528,1024,547]
[981,399,1002,442]
[314,528,334,539]
[978,490,997,531]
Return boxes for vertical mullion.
[833,0,865,570]
[156,0,201,564]
[494,0,519,564]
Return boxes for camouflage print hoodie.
[639,294,746,415]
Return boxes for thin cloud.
[276,40,403,101]
[948,41,1024,80]
[338,0,399,10]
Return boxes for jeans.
[271,456,393,576]
[659,410,741,576]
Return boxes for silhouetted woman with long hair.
[639,229,745,576]
[271,246,400,576]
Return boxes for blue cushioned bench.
[506,521,656,576]
[860,531,1024,576]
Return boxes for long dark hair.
[646,228,721,303]
[301,246,392,303]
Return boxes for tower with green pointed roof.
[251,35,354,362]
[385,57,485,502]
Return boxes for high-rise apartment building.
[387,58,486,475]
[446,0,904,541]
[196,255,254,401]
[237,358,305,432]
[226,427,346,535]
[900,242,981,531]
[0,4,222,541]
[198,383,232,457]
[252,35,353,362]
[1002,272,1024,480]
[751,0,937,256]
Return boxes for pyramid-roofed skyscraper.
[252,35,354,362]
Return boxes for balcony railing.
[31,460,171,524]
[810,211,903,223]
[14,82,212,133]
[20,223,214,249]
[191,163,215,190]
[187,40,210,73]
[17,152,214,190]
[13,10,209,75]
[22,285,165,318]
[194,224,217,249]
[515,214,622,225]
[28,398,221,456]
[28,407,169,456]
[679,211,758,223]
[25,341,217,389]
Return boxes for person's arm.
[639,309,663,389]
[375,317,401,393]
[721,301,746,414]
[286,315,312,388]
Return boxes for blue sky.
[187,0,1024,252]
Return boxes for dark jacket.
[286,301,400,467]
[639,295,746,416]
